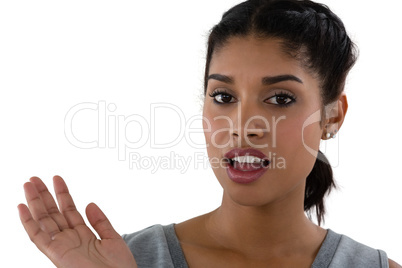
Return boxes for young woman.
[18,0,401,267]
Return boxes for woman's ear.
[321,93,348,140]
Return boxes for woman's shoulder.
[313,229,392,268]
[389,259,402,268]
[123,225,400,268]
[122,224,167,244]
[122,224,188,268]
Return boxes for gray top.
[123,224,388,268]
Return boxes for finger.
[86,203,121,240]
[53,175,86,228]
[30,177,69,230]
[18,203,52,253]
[24,182,62,238]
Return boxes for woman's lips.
[224,148,268,159]
[224,148,270,184]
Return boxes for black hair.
[204,0,358,225]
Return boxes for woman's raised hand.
[18,176,137,268]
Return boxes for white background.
[1,0,401,266]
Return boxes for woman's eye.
[209,92,236,104]
[266,94,296,106]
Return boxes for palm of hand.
[44,225,134,268]
[18,176,137,268]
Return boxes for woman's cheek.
[202,109,214,148]
[272,117,319,164]
[203,110,233,149]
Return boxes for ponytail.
[304,150,336,226]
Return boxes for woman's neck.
[204,191,326,260]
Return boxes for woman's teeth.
[232,155,263,163]
[226,156,270,168]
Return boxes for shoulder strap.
[163,224,189,268]
[312,229,389,268]
[312,229,341,268]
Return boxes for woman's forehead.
[208,36,311,84]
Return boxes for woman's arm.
[18,175,137,268]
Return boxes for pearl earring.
[326,129,338,139]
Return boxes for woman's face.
[203,36,325,207]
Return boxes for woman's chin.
[222,186,279,208]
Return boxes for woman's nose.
[230,104,268,145]
[231,125,265,139]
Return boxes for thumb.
[86,203,121,240]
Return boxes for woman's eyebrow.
[207,73,303,85]
[207,74,234,84]
[262,74,303,85]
